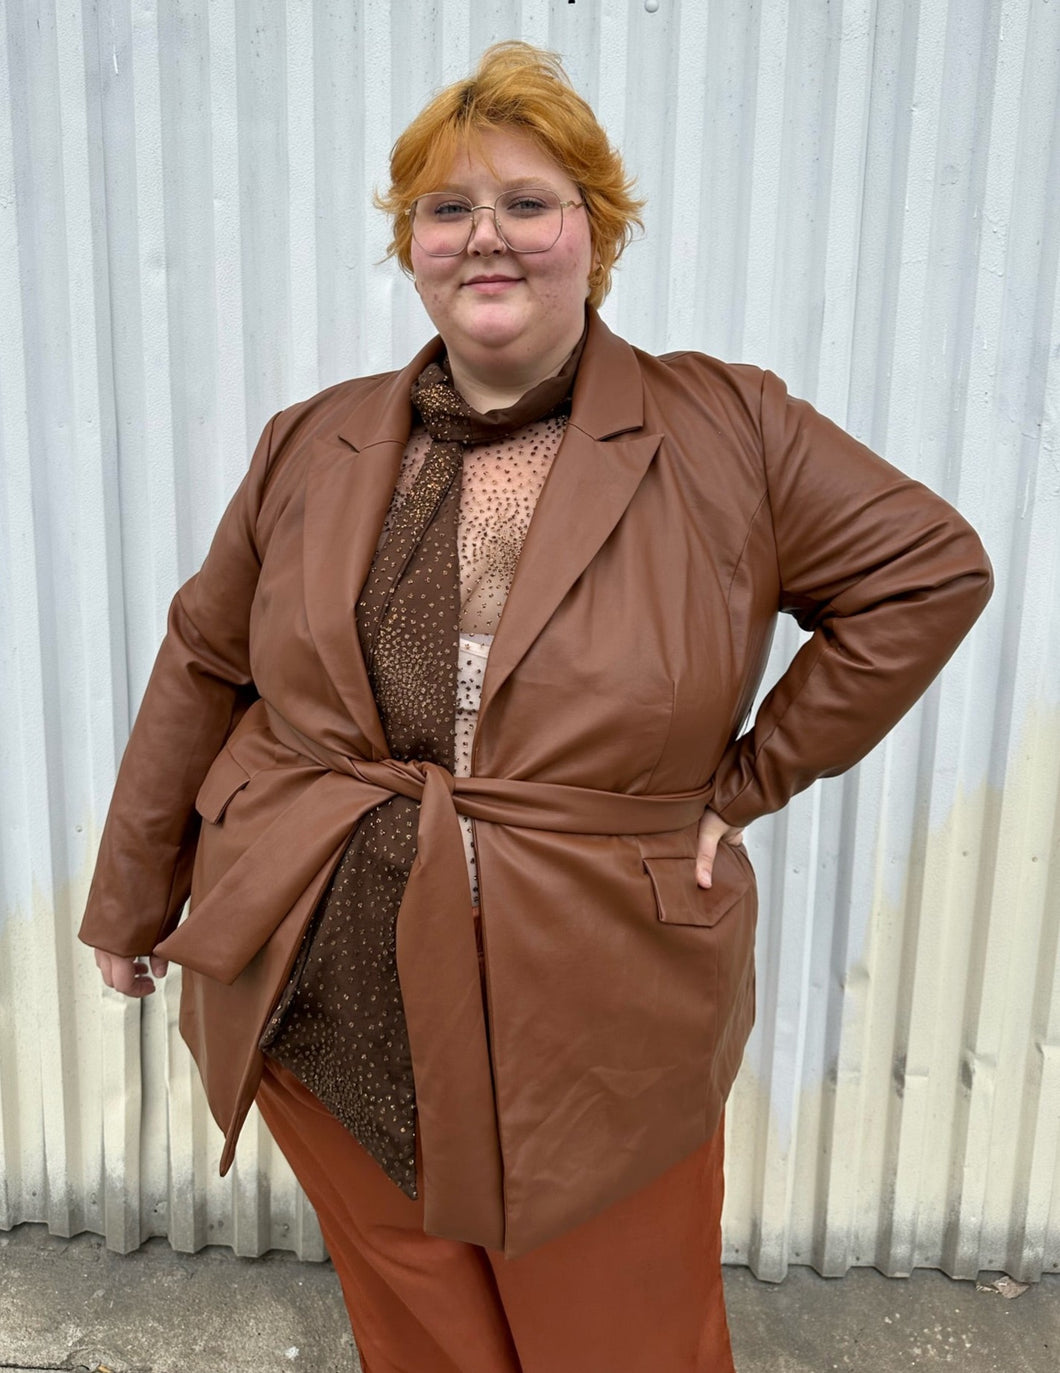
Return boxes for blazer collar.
[337,334,444,452]
[568,306,646,439]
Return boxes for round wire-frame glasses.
[408,187,585,257]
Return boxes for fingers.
[696,808,746,888]
[106,954,153,997]
[93,948,167,999]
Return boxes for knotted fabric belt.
[159,704,713,1250]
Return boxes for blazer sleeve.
[78,415,278,958]
[709,370,993,828]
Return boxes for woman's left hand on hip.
[695,808,745,888]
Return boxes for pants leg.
[256,1058,522,1373]
[488,1123,734,1373]
[257,1058,734,1373]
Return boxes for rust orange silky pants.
[257,1058,735,1372]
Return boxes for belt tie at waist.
[158,708,713,1250]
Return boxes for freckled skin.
[410,129,595,412]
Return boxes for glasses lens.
[411,195,475,256]
[495,189,564,252]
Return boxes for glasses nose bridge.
[466,199,506,250]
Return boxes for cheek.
[530,233,595,289]
[410,243,445,284]
[410,257,453,306]
[534,242,592,296]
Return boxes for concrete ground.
[0,1224,1056,1371]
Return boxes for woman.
[81,42,992,1373]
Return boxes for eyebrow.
[436,177,558,195]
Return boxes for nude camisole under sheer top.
[378,410,569,901]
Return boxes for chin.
[457,313,528,353]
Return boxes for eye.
[501,191,553,217]
[429,198,473,220]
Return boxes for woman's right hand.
[94,948,169,998]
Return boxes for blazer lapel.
[479,312,662,720]
[303,335,443,753]
[302,312,657,745]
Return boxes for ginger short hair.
[376,42,644,308]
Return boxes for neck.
[446,327,584,413]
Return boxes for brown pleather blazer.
[79,308,993,1258]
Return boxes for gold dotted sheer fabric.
[398,417,567,901]
[396,415,567,638]
[262,355,576,1197]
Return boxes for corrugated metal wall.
[1,0,1056,1282]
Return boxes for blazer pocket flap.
[644,851,752,928]
[195,748,251,824]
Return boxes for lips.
[463,274,521,290]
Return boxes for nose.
[467,206,506,254]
